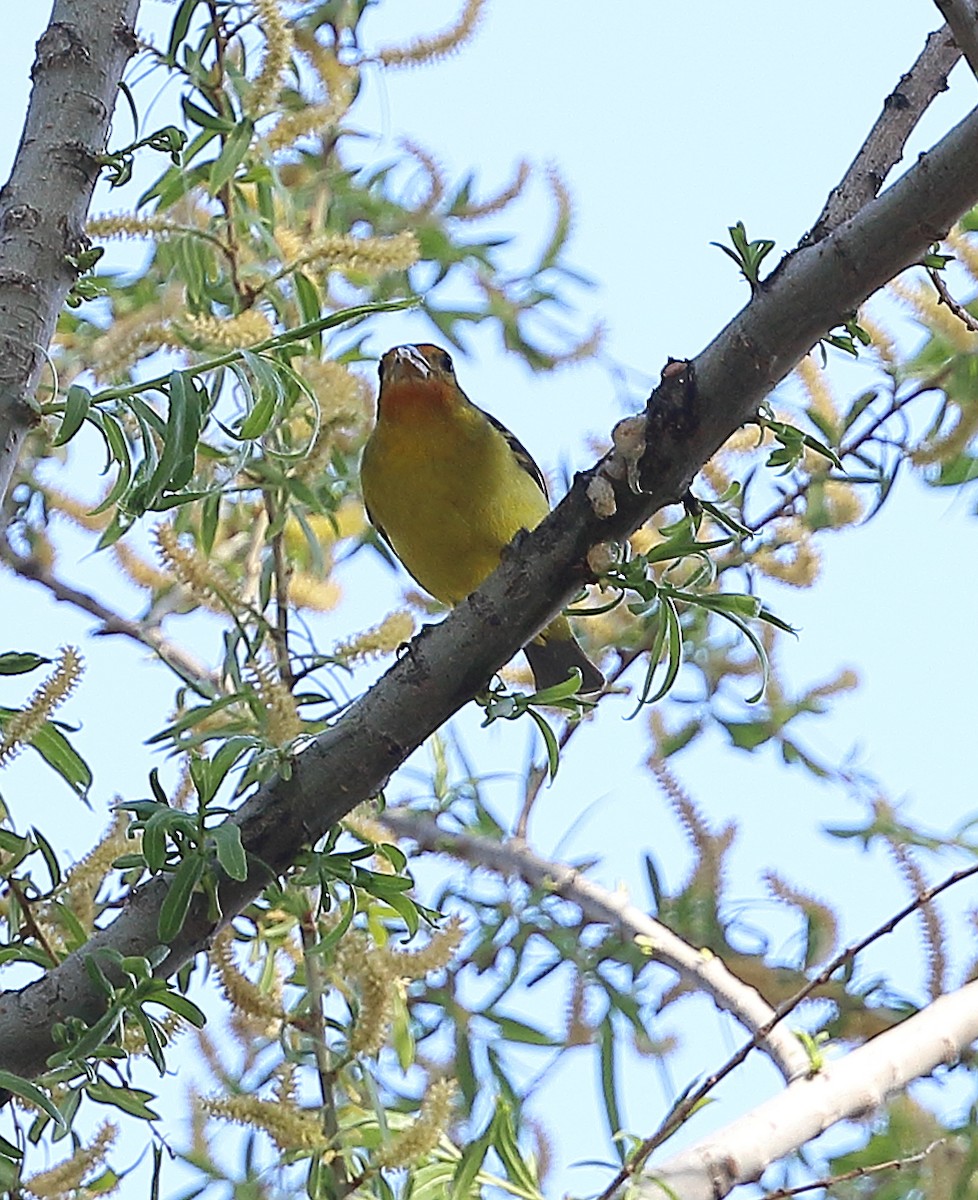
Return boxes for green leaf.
[86,1078,160,1120]
[0,1073,65,1128]
[158,854,206,942]
[24,720,92,798]
[208,119,255,194]
[599,1017,627,1164]
[52,384,92,447]
[0,652,50,676]
[486,1014,559,1047]
[210,821,247,881]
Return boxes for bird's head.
[377,344,460,413]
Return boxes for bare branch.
[808,25,961,241]
[927,264,978,330]
[377,808,812,1083]
[641,983,978,1200]
[2,85,978,1085]
[0,538,216,690]
[596,861,978,1200]
[934,0,978,80]
[761,1141,944,1199]
[0,0,141,512]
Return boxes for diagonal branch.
[808,24,961,241]
[934,0,978,80]
[377,808,813,1082]
[641,978,978,1200]
[0,0,141,513]
[0,538,216,691]
[3,85,978,1083]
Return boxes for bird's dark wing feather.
[479,406,549,502]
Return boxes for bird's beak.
[383,345,432,383]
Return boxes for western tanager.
[360,343,603,694]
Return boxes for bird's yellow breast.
[360,387,550,605]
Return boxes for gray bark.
[0,0,140,511]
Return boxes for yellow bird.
[360,344,603,694]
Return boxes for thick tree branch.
[0,0,141,511]
[641,978,978,1200]
[377,808,812,1083]
[3,95,978,1082]
[808,24,961,241]
[934,0,978,80]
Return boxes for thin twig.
[299,909,346,1192]
[594,860,978,1200]
[377,807,812,1083]
[808,25,961,242]
[0,540,216,691]
[761,1139,944,1199]
[5,878,59,968]
[933,0,978,80]
[927,264,978,331]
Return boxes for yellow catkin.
[210,926,285,1034]
[293,360,373,479]
[348,951,397,1056]
[911,401,978,466]
[946,226,978,285]
[856,309,900,370]
[456,160,530,220]
[288,571,343,612]
[87,212,209,242]
[0,646,83,765]
[372,1079,455,1169]
[24,1121,117,1198]
[154,522,244,614]
[248,660,303,745]
[263,55,357,152]
[752,519,821,587]
[821,479,864,528]
[278,230,419,280]
[180,310,273,349]
[333,611,415,664]
[61,812,132,931]
[377,0,484,67]
[386,916,464,977]
[42,486,113,532]
[250,0,294,116]
[891,276,977,352]
[795,354,839,433]
[201,1094,325,1152]
[93,318,181,379]
[112,540,173,593]
[343,804,394,847]
[810,667,859,697]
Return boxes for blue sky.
[2,2,978,1194]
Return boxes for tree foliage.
[1,4,978,1199]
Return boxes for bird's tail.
[523,618,604,695]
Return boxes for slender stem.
[300,908,346,1191]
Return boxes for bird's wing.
[480,407,550,502]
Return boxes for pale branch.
[934,0,978,81]
[0,538,216,691]
[377,808,812,1083]
[594,861,978,1200]
[3,88,978,1083]
[641,979,978,1200]
[0,0,141,512]
[808,24,961,241]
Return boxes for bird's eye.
[437,350,454,374]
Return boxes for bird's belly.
[366,434,549,605]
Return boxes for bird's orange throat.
[376,378,456,422]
